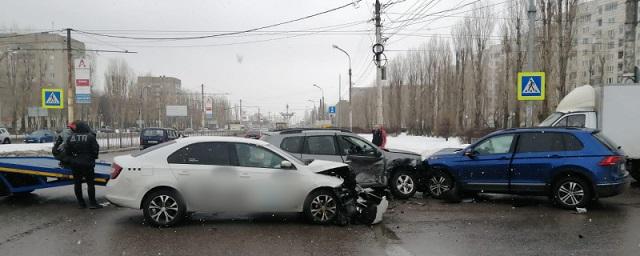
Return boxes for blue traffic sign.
[328,106,336,114]
[517,72,545,101]
[41,89,64,109]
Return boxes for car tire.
[553,176,592,209]
[2,138,9,144]
[629,161,640,182]
[303,189,339,225]
[390,170,417,199]
[428,169,454,199]
[142,189,186,227]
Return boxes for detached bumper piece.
[333,186,389,225]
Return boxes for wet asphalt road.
[2,151,640,255]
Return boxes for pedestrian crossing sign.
[42,88,64,109]
[517,72,545,101]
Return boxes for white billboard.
[166,105,188,117]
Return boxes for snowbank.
[358,133,468,158]
[0,143,53,156]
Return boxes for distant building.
[574,0,628,86]
[0,32,86,130]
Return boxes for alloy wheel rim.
[557,181,585,206]
[396,175,415,195]
[429,176,450,196]
[310,194,337,222]
[148,195,179,224]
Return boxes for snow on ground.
[358,133,468,158]
[0,143,52,153]
[0,143,53,156]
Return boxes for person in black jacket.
[52,124,73,168]
[64,121,101,209]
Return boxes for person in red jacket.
[371,124,387,148]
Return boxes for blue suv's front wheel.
[553,176,593,209]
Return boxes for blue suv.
[425,128,629,209]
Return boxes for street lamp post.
[307,99,317,124]
[312,84,324,121]
[332,44,353,131]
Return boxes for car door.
[300,135,344,163]
[458,133,516,193]
[337,135,386,187]
[231,142,301,212]
[510,132,582,194]
[167,142,238,211]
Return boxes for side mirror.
[280,160,294,169]
[464,150,476,158]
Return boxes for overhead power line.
[72,1,362,41]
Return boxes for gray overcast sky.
[1,0,505,120]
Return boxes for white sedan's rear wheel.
[143,189,185,227]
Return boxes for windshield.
[30,130,47,136]
[142,129,164,137]
[538,112,564,127]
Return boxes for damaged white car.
[105,136,388,227]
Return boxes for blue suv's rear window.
[516,132,583,153]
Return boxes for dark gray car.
[261,128,425,199]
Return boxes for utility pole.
[374,0,384,126]
[239,99,243,123]
[526,0,536,127]
[66,28,75,123]
[338,74,341,128]
[201,84,205,129]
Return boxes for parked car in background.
[140,128,179,149]
[426,127,629,209]
[261,128,425,199]
[98,126,115,133]
[0,128,11,144]
[24,130,56,143]
[539,84,640,182]
[244,130,262,139]
[183,128,194,133]
[106,136,388,227]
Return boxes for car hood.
[305,159,349,173]
[382,148,421,160]
[427,148,464,160]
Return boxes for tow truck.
[0,157,111,196]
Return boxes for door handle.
[549,155,561,158]
[239,173,251,178]
[177,170,189,175]
[344,160,352,164]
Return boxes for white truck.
[539,84,640,180]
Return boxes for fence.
[6,130,246,150]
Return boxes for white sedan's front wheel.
[304,189,338,225]
[143,189,186,227]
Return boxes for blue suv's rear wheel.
[553,176,592,209]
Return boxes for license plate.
[147,140,158,144]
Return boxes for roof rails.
[273,128,353,134]
[502,126,587,131]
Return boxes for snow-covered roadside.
[358,133,468,158]
[0,143,53,156]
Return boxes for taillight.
[599,156,621,166]
[111,163,123,179]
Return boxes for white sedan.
[106,136,387,226]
